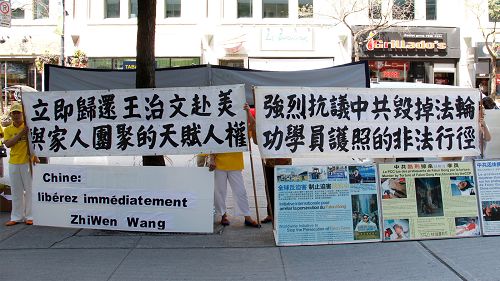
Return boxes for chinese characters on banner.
[22,85,248,156]
[474,160,500,235]
[275,164,380,246]
[254,87,480,158]
[380,162,480,241]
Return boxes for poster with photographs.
[380,162,480,241]
[274,164,381,246]
[475,160,500,235]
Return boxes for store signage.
[261,27,313,51]
[365,32,447,52]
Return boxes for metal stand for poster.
[248,140,262,228]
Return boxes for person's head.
[393,224,403,234]
[457,180,471,191]
[482,96,497,110]
[362,215,369,222]
[484,206,492,217]
[385,228,393,237]
[468,218,476,224]
[9,102,24,125]
[353,168,359,176]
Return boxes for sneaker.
[5,221,18,226]
[25,220,33,225]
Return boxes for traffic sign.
[0,1,11,28]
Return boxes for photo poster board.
[274,164,381,246]
[379,162,480,241]
[22,84,248,157]
[32,164,214,233]
[254,86,480,159]
[474,159,500,236]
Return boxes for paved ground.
[1,148,499,280]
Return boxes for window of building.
[298,0,313,18]
[369,0,381,19]
[165,0,181,18]
[426,0,436,20]
[129,0,138,18]
[489,0,499,22]
[105,0,120,18]
[392,0,414,20]
[263,0,288,18]
[219,59,245,68]
[237,0,252,18]
[33,0,49,19]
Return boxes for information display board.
[474,159,500,236]
[380,162,480,241]
[33,165,214,233]
[275,164,381,246]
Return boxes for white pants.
[214,170,251,216]
[9,163,32,222]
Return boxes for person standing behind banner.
[3,103,35,226]
[208,104,259,228]
[244,104,292,224]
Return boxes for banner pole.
[261,159,274,229]
[19,92,33,176]
[248,87,261,227]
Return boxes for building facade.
[0,0,498,92]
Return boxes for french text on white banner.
[33,165,214,233]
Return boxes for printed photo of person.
[381,178,407,199]
[348,165,376,184]
[352,194,380,240]
[309,166,327,181]
[384,219,410,241]
[455,217,480,237]
[482,201,500,221]
[415,177,444,217]
[450,176,476,196]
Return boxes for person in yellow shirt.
[209,152,258,227]
[208,104,259,227]
[3,102,33,226]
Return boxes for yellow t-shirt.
[4,124,30,164]
[215,152,244,171]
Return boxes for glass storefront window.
[369,60,409,82]
[88,57,200,69]
[88,58,113,69]
[171,58,200,67]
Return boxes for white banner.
[23,85,248,156]
[254,87,480,158]
[32,165,214,233]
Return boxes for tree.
[323,0,415,62]
[469,0,499,98]
[136,0,165,166]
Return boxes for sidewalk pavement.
[1,212,500,281]
[1,149,499,280]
